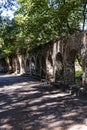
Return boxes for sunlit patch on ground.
[0,124,13,130]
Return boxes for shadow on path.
[0,74,87,130]
[0,74,38,87]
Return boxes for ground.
[0,74,87,130]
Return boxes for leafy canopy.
[16,0,85,48]
[0,0,86,56]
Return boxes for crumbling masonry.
[26,31,87,87]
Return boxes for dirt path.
[0,74,87,130]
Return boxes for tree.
[16,0,84,48]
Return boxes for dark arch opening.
[48,54,53,66]
[56,53,62,62]
[69,49,77,64]
[41,55,46,78]
[30,56,36,74]
[26,58,30,73]
[36,55,41,76]
[26,58,29,67]
[75,53,83,85]
[67,49,83,84]
[55,52,63,81]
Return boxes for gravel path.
[0,74,87,130]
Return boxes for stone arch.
[75,54,82,84]
[64,49,77,83]
[55,52,63,81]
[69,49,82,79]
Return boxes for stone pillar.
[46,53,55,82]
[81,32,87,88]
[82,54,87,87]
[55,53,63,81]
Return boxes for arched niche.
[48,54,53,66]
[64,49,77,83]
[26,58,30,73]
[75,53,83,85]
[30,56,36,74]
[64,49,83,83]
[56,52,62,62]
[36,54,41,76]
[41,55,46,78]
[55,52,63,81]
[69,49,77,64]
[26,58,29,67]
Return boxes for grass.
[75,70,83,77]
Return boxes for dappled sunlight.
[0,124,13,130]
[67,124,87,130]
[0,82,41,92]
[0,74,87,129]
[62,112,77,118]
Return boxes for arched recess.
[26,58,30,73]
[30,56,36,75]
[36,54,41,76]
[64,49,77,83]
[48,54,53,66]
[41,55,46,78]
[64,49,82,83]
[75,53,83,84]
[55,52,63,81]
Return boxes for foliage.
[15,0,85,48]
[0,0,17,57]
[75,70,83,77]
[0,0,86,57]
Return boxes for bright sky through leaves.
[1,10,15,19]
[0,0,18,19]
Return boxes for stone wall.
[26,31,87,87]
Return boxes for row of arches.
[26,49,83,84]
[26,54,46,78]
[25,31,87,87]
